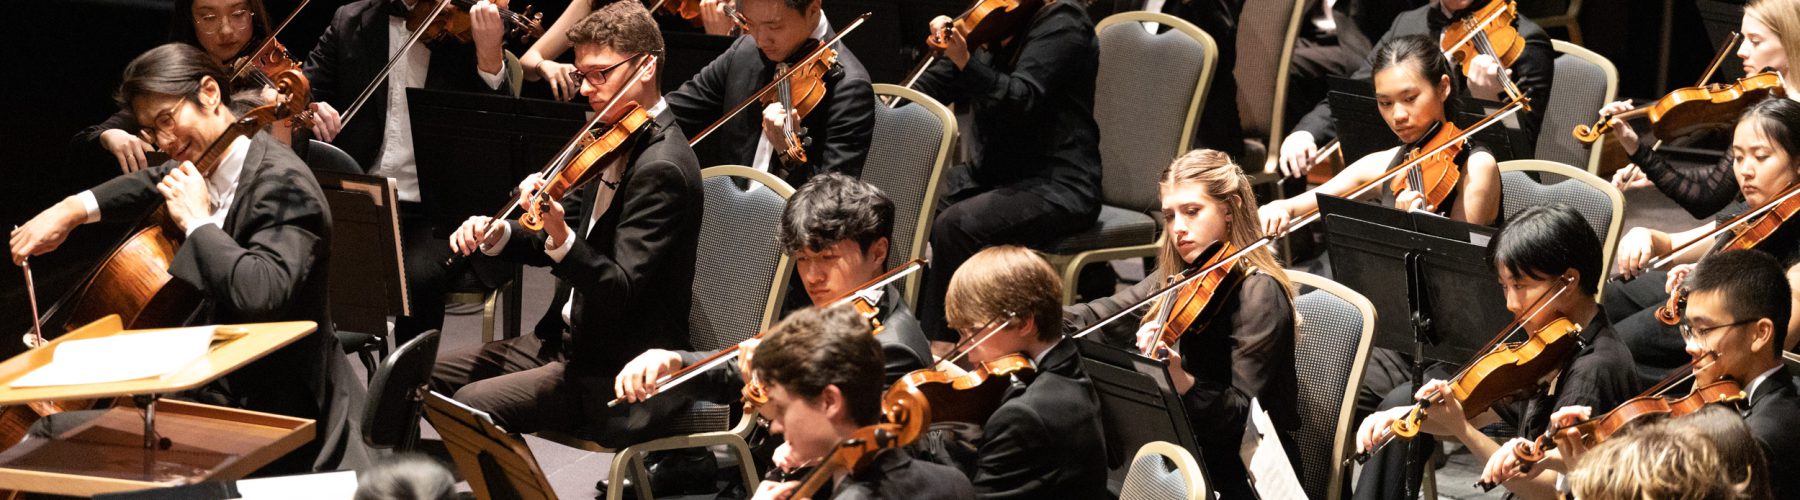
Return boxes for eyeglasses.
[569,53,647,88]
[196,9,254,35]
[136,99,191,147]
[1679,318,1758,343]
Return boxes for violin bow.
[688,12,869,146]
[1618,180,1800,281]
[16,227,44,349]
[606,259,926,407]
[1070,239,1273,340]
[229,0,313,86]
[1697,32,1743,87]
[935,315,1016,368]
[341,0,458,127]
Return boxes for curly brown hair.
[567,0,664,56]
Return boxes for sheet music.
[235,470,359,499]
[10,326,214,388]
[1240,398,1308,500]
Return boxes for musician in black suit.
[11,43,362,473]
[613,173,930,409]
[940,246,1109,500]
[1277,0,1554,178]
[664,0,875,187]
[1286,0,1426,128]
[910,0,1103,351]
[1669,250,1800,495]
[746,304,974,500]
[301,0,514,347]
[432,1,702,446]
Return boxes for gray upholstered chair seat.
[1044,205,1159,255]
[1290,271,1377,500]
[1535,40,1617,173]
[1120,441,1207,500]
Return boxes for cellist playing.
[1350,204,1638,500]
[9,43,361,473]
[432,0,704,451]
[1483,249,1800,497]
[1062,149,1300,498]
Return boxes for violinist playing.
[432,1,704,449]
[911,0,1102,355]
[1484,249,1800,497]
[302,0,514,349]
[1350,204,1638,500]
[521,0,737,103]
[938,246,1108,499]
[1601,0,1800,219]
[1062,149,1300,498]
[1609,98,1800,388]
[745,305,972,500]
[664,0,875,187]
[1260,35,1504,237]
[1278,0,1553,180]
[10,43,362,473]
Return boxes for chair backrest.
[1119,441,1208,500]
[305,139,364,174]
[423,392,555,500]
[363,329,441,451]
[865,84,957,305]
[1537,40,1618,173]
[314,171,410,335]
[1094,12,1216,213]
[1235,0,1307,173]
[693,166,794,349]
[1288,271,1377,500]
[1498,160,1625,297]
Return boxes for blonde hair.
[1568,420,1760,500]
[1748,0,1800,89]
[1153,149,1294,297]
[945,246,1065,341]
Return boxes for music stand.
[423,391,555,500]
[314,170,410,336]
[407,88,592,237]
[1317,195,1510,500]
[1074,337,1209,491]
[663,31,736,95]
[1326,76,1525,163]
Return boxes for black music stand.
[407,88,592,236]
[662,31,736,95]
[1074,337,1209,493]
[1326,76,1525,163]
[1317,195,1510,500]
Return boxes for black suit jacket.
[1292,3,1553,150]
[676,284,933,403]
[88,131,356,471]
[834,447,975,500]
[1744,372,1800,496]
[909,0,1102,214]
[973,339,1109,500]
[301,0,511,170]
[666,25,874,187]
[491,110,703,372]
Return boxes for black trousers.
[1351,363,1456,500]
[917,167,1098,342]
[394,206,452,348]
[1285,35,1363,130]
[430,330,689,447]
[1601,271,1688,388]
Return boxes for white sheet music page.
[1240,398,1308,500]
[10,326,214,388]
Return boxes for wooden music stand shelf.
[0,315,320,496]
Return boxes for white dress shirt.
[376,0,508,202]
[78,135,252,236]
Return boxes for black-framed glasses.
[1679,318,1758,343]
[196,9,254,35]
[135,100,190,147]
[569,53,648,87]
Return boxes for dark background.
[0,0,1739,337]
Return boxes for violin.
[1441,0,1529,104]
[519,102,652,231]
[893,0,1045,98]
[1572,72,1786,145]
[762,42,839,166]
[1655,286,1687,326]
[1388,121,1468,215]
[887,353,1035,425]
[228,38,316,130]
[788,385,933,499]
[1142,241,1247,358]
[1490,373,1744,488]
[607,260,926,407]
[1349,276,1582,464]
[404,0,544,47]
[688,14,866,150]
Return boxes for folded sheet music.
[1241,398,1308,500]
[9,326,214,388]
